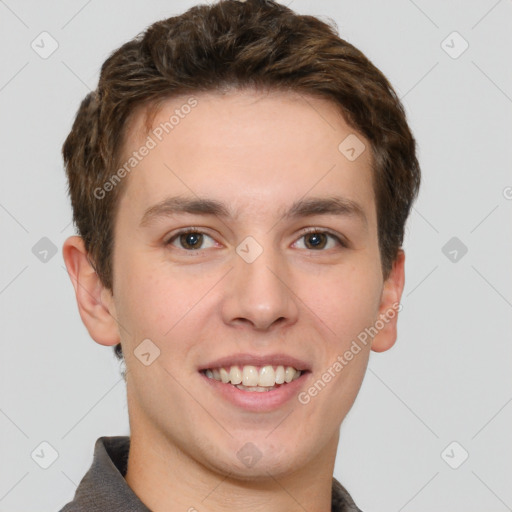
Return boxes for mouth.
[200,364,306,392]
[198,355,311,411]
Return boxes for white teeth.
[284,366,295,383]
[204,364,302,389]
[258,365,275,386]
[219,367,230,383]
[236,384,275,392]
[275,365,285,384]
[229,366,242,385]
[242,365,259,386]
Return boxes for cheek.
[113,251,181,342]
[302,270,377,416]
[113,250,221,351]
[301,263,382,343]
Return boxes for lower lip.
[200,372,310,412]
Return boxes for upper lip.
[199,353,311,372]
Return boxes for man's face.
[107,89,401,479]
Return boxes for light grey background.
[1,1,511,511]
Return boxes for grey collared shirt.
[59,436,362,512]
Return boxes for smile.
[202,364,302,392]
[200,365,310,412]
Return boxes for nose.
[220,241,299,332]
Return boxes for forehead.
[117,88,375,225]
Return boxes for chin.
[193,437,301,482]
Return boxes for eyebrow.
[139,195,368,227]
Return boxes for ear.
[62,235,120,346]
[371,249,405,353]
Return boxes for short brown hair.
[62,0,420,361]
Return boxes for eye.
[165,228,217,251]
[293,228,346,250]
[165,227,347,252]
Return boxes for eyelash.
[165,227,347,252]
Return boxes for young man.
[60,0,420,510]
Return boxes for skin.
[63,88,405,512]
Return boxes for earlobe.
[62,235,120,346]
[371,249,406,353]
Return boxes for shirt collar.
[60,436,362,512]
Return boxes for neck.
[125,416,338,512]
